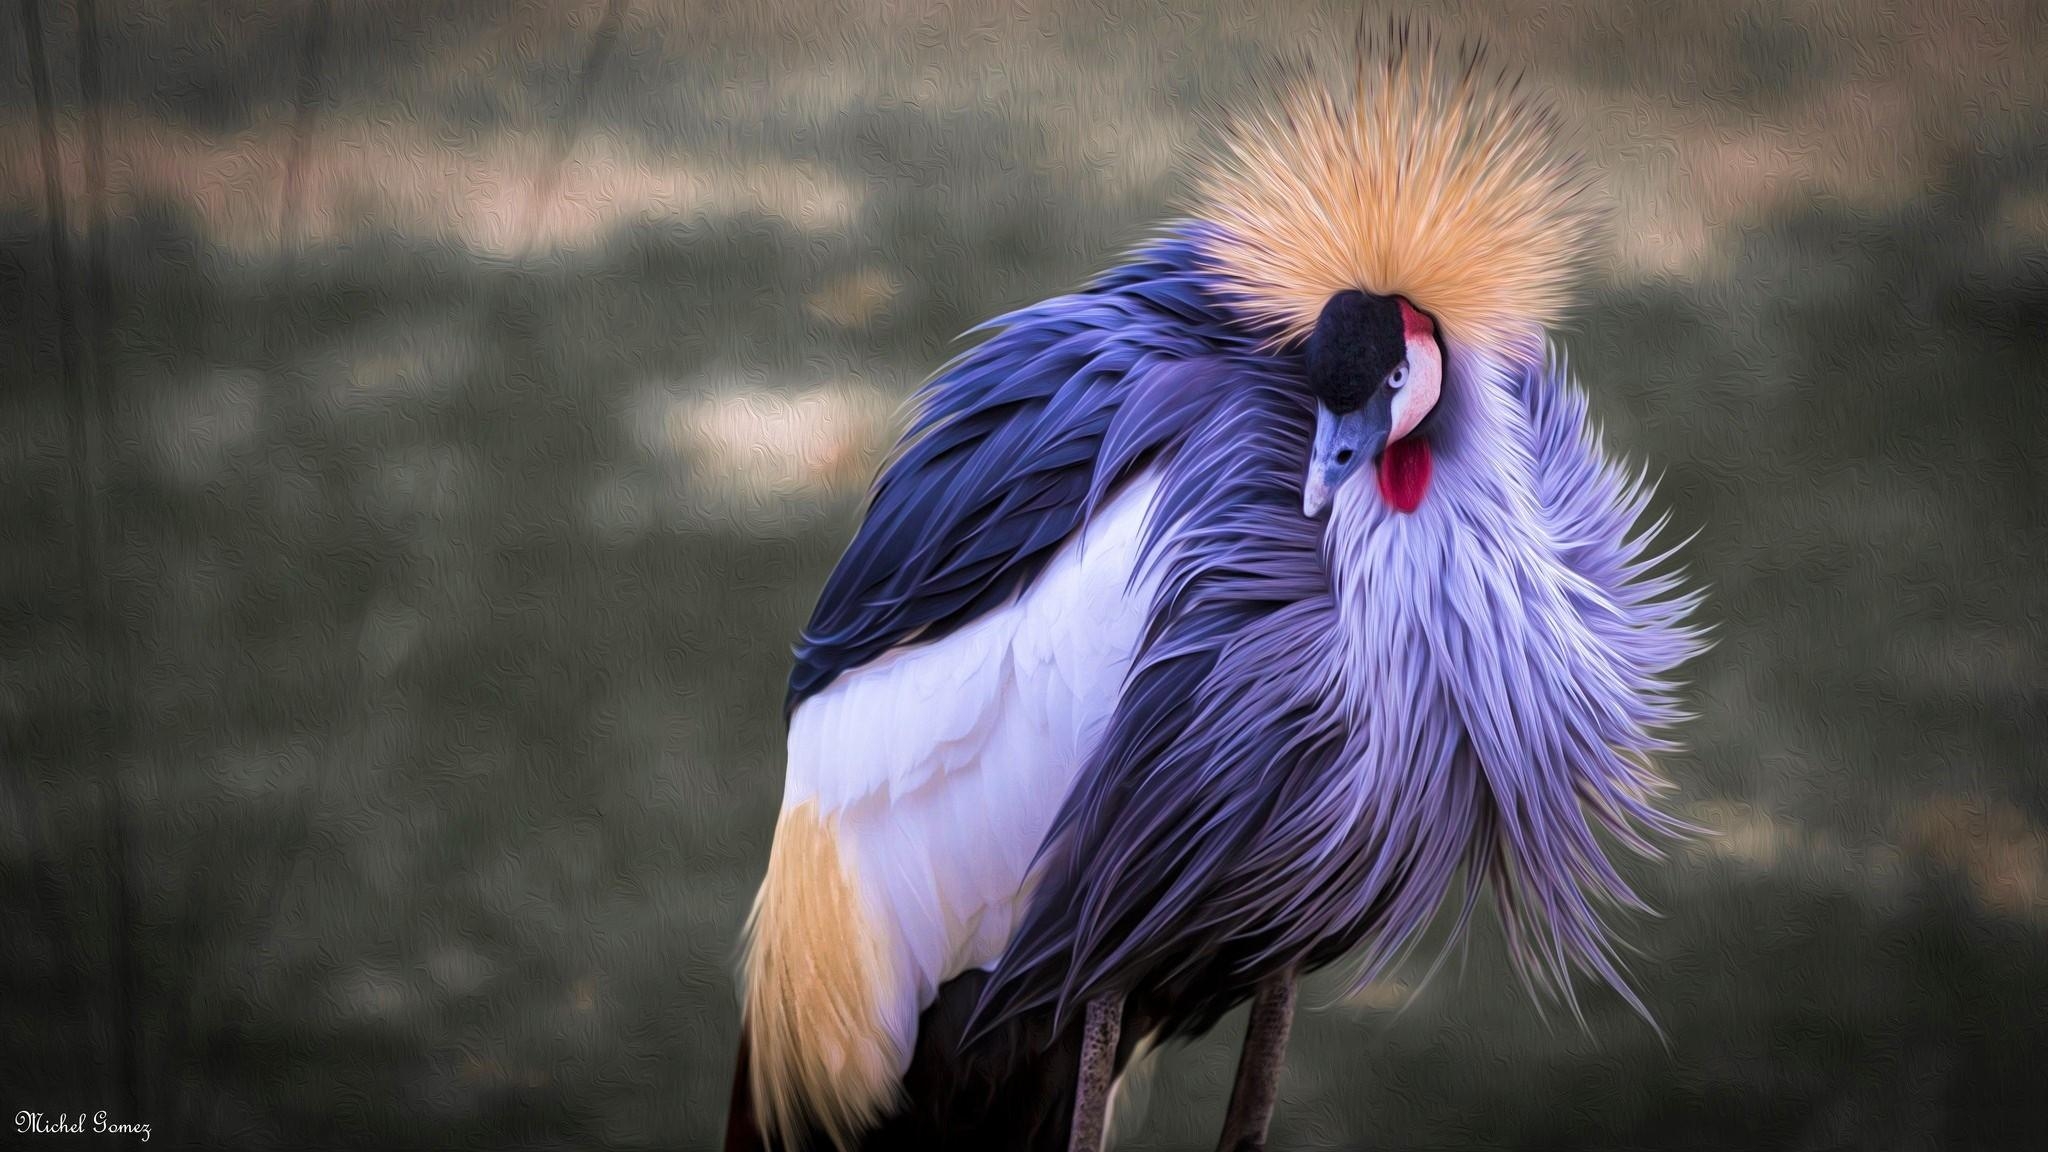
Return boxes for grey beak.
[1303,401,1390,518]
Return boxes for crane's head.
[1301,289,1442,517]
[1191,26,1598,522]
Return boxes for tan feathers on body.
[740,802,901,1150]
[1193,25,1598,360]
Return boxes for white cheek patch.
[1389,336,1442,442]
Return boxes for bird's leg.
[1215,970,1298,1152]
[1068,990,1125,1152]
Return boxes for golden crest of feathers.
[1193,25,1598,358]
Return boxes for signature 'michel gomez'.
[16,1112,152,1143]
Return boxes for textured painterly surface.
[3,2,2046,1149]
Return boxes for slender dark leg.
[1069,991,1125,1152]
[1216,971,1298,1152]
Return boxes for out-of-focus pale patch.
[1080,106,1188,201]
[4,0,2045,289]
[425,945,495,997]
[330,966,414,1023]
[1688,802,1811,871]
[373,444,474,522]
[1588,102,1725,282]
[1907,795,2048,922]
[1683,800,1913,908]
[1994,191,2048,251]
[1605,203,1721,283]
[1581,0,2048,281]
[345,319,480,401]
[1346,979,1416,1013]
[0,115,859,257]
[629,375,897,533]
[665,382,883,493]
[806,268,901,329]
[1588,83,1925,282]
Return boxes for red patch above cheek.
[1399,299,1435,342]
[1378,437,1433,513]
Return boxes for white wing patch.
[781,468,1166,1070]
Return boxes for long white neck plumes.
[1323,342,1544,669]
[1311,337,1704,1014]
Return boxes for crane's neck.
[1320,343,1546,684]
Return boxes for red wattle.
[1378,437,1432,513]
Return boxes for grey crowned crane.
[726,28,1703,1152]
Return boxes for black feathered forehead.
[1305,289,1404,413]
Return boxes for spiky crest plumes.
[1193,22,1598,358]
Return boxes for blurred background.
[2,0,2045,1147]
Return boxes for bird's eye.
[1389,363,1407,389]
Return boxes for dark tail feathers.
[726,970,1152,1151]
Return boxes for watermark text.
[15,1112,151,1143]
